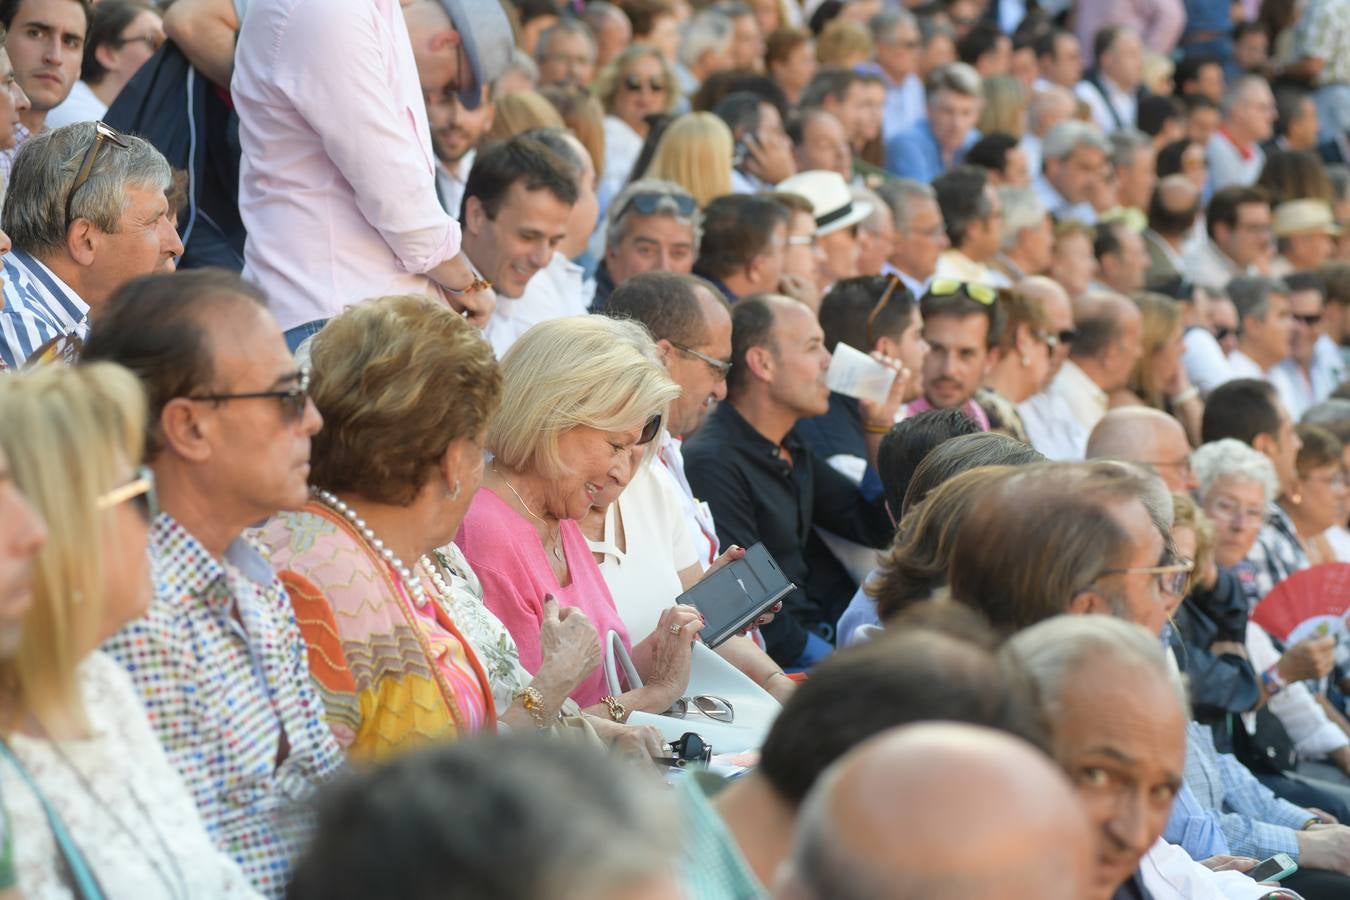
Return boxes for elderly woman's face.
[548,421,652,520]
[1201,475,1267,569]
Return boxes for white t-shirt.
[587,459,700,640]
[44,81,107,129]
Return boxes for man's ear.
[464,196,486,238]
[1252,430,1278,460]
[66,220,97,267]
[744,344,775,384]
[158,397,215,464]
[654,337,676,366]
[1068,589,1108,617]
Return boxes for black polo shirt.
[683,401,893,664]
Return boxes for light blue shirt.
[884,119,978,182]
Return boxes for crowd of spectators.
[6,0,1350,897]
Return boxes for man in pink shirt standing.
[233,0,511,350]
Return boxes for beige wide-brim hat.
[1272,199,1342,238]
[776,170,873,236]
[439,0,514,110]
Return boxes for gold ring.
[669,623,682,635]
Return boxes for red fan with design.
[1251,563,1350,645]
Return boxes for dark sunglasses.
[927,278,997,305]
[1214,326,1237,342]
[1294,313,1323,327]
[64,122,130,226]
[865,274,909,347]
[619,190,697,219]
[97,466,158,522]
[638,413,662,446]
[622,74,665,93]
[655,731,712,768]
[1057,329,1078,345]
[191,370,312,423]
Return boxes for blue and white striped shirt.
[0,248,89,370]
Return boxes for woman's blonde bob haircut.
[0,362,146,735]
[593,44,680,117]
[642,112,734,210]
[490,316,681,479]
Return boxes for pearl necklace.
[313,489,429,607]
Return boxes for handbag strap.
[0,738,107,900]
[604,630,644,695]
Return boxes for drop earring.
[448,480,461,501]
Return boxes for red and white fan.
[1250,563,1350,645]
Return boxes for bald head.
[1087,408,1195,492]
[777,723,1093,900]
[1156,175,1199,214]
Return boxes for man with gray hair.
[677,9,735,96]
[1228,275,1298,418]
[885,62,983,183]
[775,722,1094,900]
[535,19,596,89]
[992,186,1052,281]
[580,1,630,68]
[1021,84,1077,176]
[1034,119,1111,224]
[1209,76,1277,191]
[868,10,925,141]
[876,178,947,297]
[592,178,700,310]
[0,121,182,368]
[1111,129,1157,216]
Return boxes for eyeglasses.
[1205,497,1266,527]
[97,466,158,522]
[118,33,164,51]
[1304,471,1348,490]
[191,370,312,423]
[622,74,665,93]
[866,275,910,347]
[618,190,697,220]
[1141,456,1193,479]
[927,278,997,306]
[1214,326,1237,343]
[786,233,817,247]
[1294,313,1324,327]
[1098,559,1195,597]
[664,695,734,723]
[1056,329,1078,345]
[671,342,732,380]
[1035,330,1060,350]
[64,122,129,226]
[638,413,662,446]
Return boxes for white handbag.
[604,630,781,754]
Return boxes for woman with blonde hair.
[594,44,681,212]
[481,89,565,148]
[0,363,258,898]
[640,112,734,209]
[815,19,873,68]
[977,75,1028,138]
[977,286,1055,443]
[457,316,698,720]
[1114,292,1203,445]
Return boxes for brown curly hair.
[307,296,501,506]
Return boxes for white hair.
[1042,120,1110,162]
[679,10,734,69]
[1191,438,1279,505]
[998,186,1047,249]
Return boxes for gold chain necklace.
[492,463,565,565]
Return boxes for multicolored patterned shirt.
[102,513,345,898]
[1241,504,1310,611]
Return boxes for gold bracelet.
[600,695,626,722]
[514,686,548,729]
[863,421,891,435]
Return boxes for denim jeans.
[283,319,328,354]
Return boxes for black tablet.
[676,543,796,648]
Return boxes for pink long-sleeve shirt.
[233,0,461,332]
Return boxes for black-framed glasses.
[622,74,665,93]
[191,370,312,423]
[97,466,158,522]
[671,342,732,380]
[927,278,997,306]
[618,190,697,220]
[1214,326,1237,342]
[638,413,662,446]
[1294,313,1323,327]
[64,122,130,226]
[1057,329,1078,345]
[118,32,164,52]
[865,275,909,347]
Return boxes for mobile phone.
[675,543,796,648]
[1247,853,1297,883]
